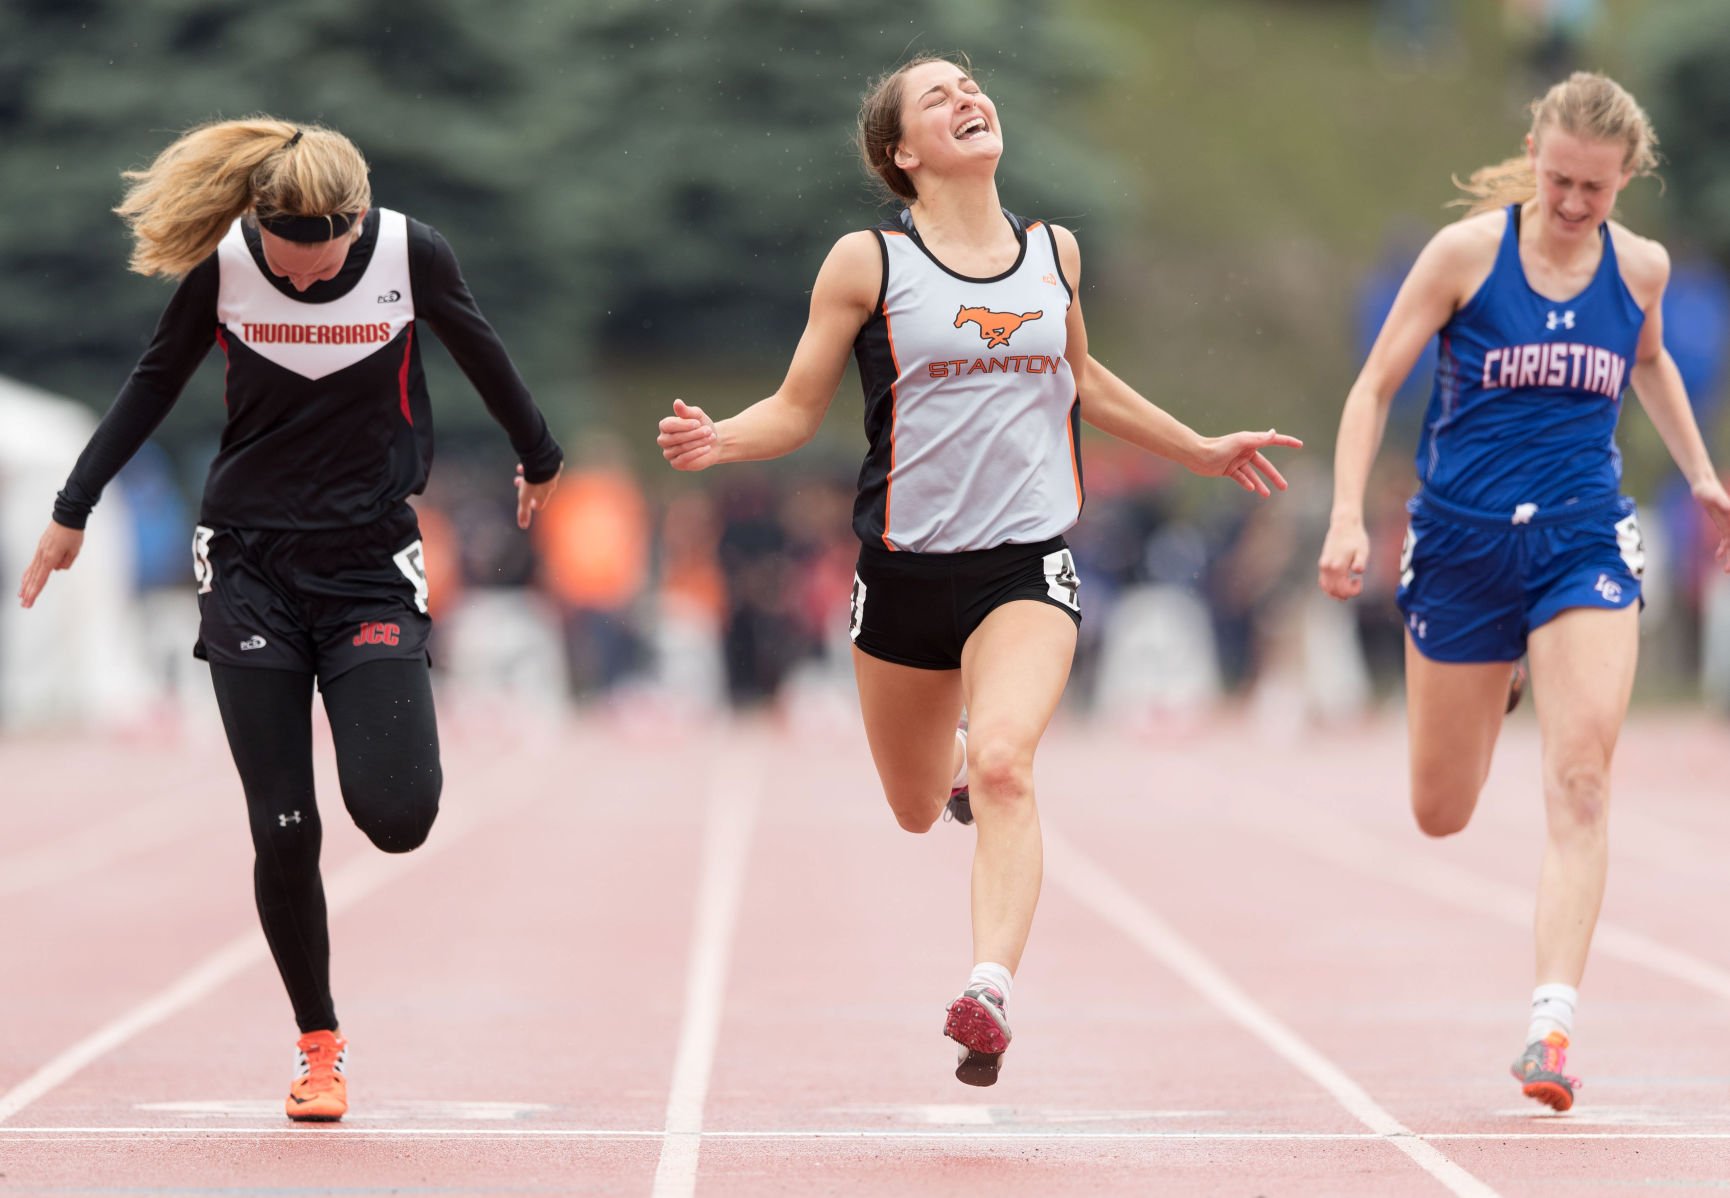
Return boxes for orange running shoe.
[1510,1030,1578,1111]
[286,1030,348,1121]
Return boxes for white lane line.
[0,789,520,1126]
[1045,827,1502,1198]
[1255,805,1730,1002]
[0,793,199,899]
[4,1127,1729,1141]
[650,750,761,1198]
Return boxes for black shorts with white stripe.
[848,535,1080,671]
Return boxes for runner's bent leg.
[322,658,443,853]
[210,664,336,1034]
[852,648,965,833]
[1404,632,1518,836]
[959,601,1076,973]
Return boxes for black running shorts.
[192,505,431,684]
[849,535,1081,671]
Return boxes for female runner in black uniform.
[16,117,564,1121]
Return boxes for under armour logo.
[1545,309,1576,331]
[278,811,303,826]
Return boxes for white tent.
[0,374,154,728]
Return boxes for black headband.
[257,211,356,242]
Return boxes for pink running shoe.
[1510,1031,1579,1111]
[944,985,1011,1086]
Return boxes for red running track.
[1,701,1727,1196]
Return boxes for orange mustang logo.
[955,304,1043,348]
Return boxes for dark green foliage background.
[0,0,1717,492]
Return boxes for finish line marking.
[4,1127,1729,1141]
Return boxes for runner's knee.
[1410,774,1478,838]
[1543,759,1610,833]
[968,737,1033,808]
[346,764,442,852]
[894,805,940,835]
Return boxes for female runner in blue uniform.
[1318,72,1730,1110]
[659,54,1300,1086]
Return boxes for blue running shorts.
[1395,489,1643,663]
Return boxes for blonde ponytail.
[114,117,371,278]
[1452,154,1538,216]
[1452,72,1659,216]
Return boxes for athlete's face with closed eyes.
[1527,129,1632,239]
[892,61,1001,180]
[258,212,366,292]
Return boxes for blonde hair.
[857,52,973,203]
[114,117,372,278]
[1453,72,1659,215]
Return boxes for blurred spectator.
[716,479,797,707]
[1356,225,1437,427]
[1355,467,1414,696]
[778,471,857,664]
[1653,254,1730,689]
[531,434,650,699]
[413,499,464,622]
[646,489,729,710]
[437,451,541,589]
[114,440,190,591]
[1065,439,1180,703]
[1208,495,1302,692]
[1212,460,1370,728]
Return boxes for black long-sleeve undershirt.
[54,212,562,530]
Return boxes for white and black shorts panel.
[849,535,1081,671]
[192,505,432,685]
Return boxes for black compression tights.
[210,659,443,1034]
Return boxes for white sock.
[951,726,968,790]
[967,961,1012,1002]
[1526,982,1577,1045]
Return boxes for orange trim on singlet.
[880,297,904,551]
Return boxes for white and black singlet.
[54,208,563,533]
[851,207,1082,554]
[845,209,1084,671]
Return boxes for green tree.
[0,0,1117,443]
[526,0,1119,370]
[0,0,575,437]
[1636,0,1730,265]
